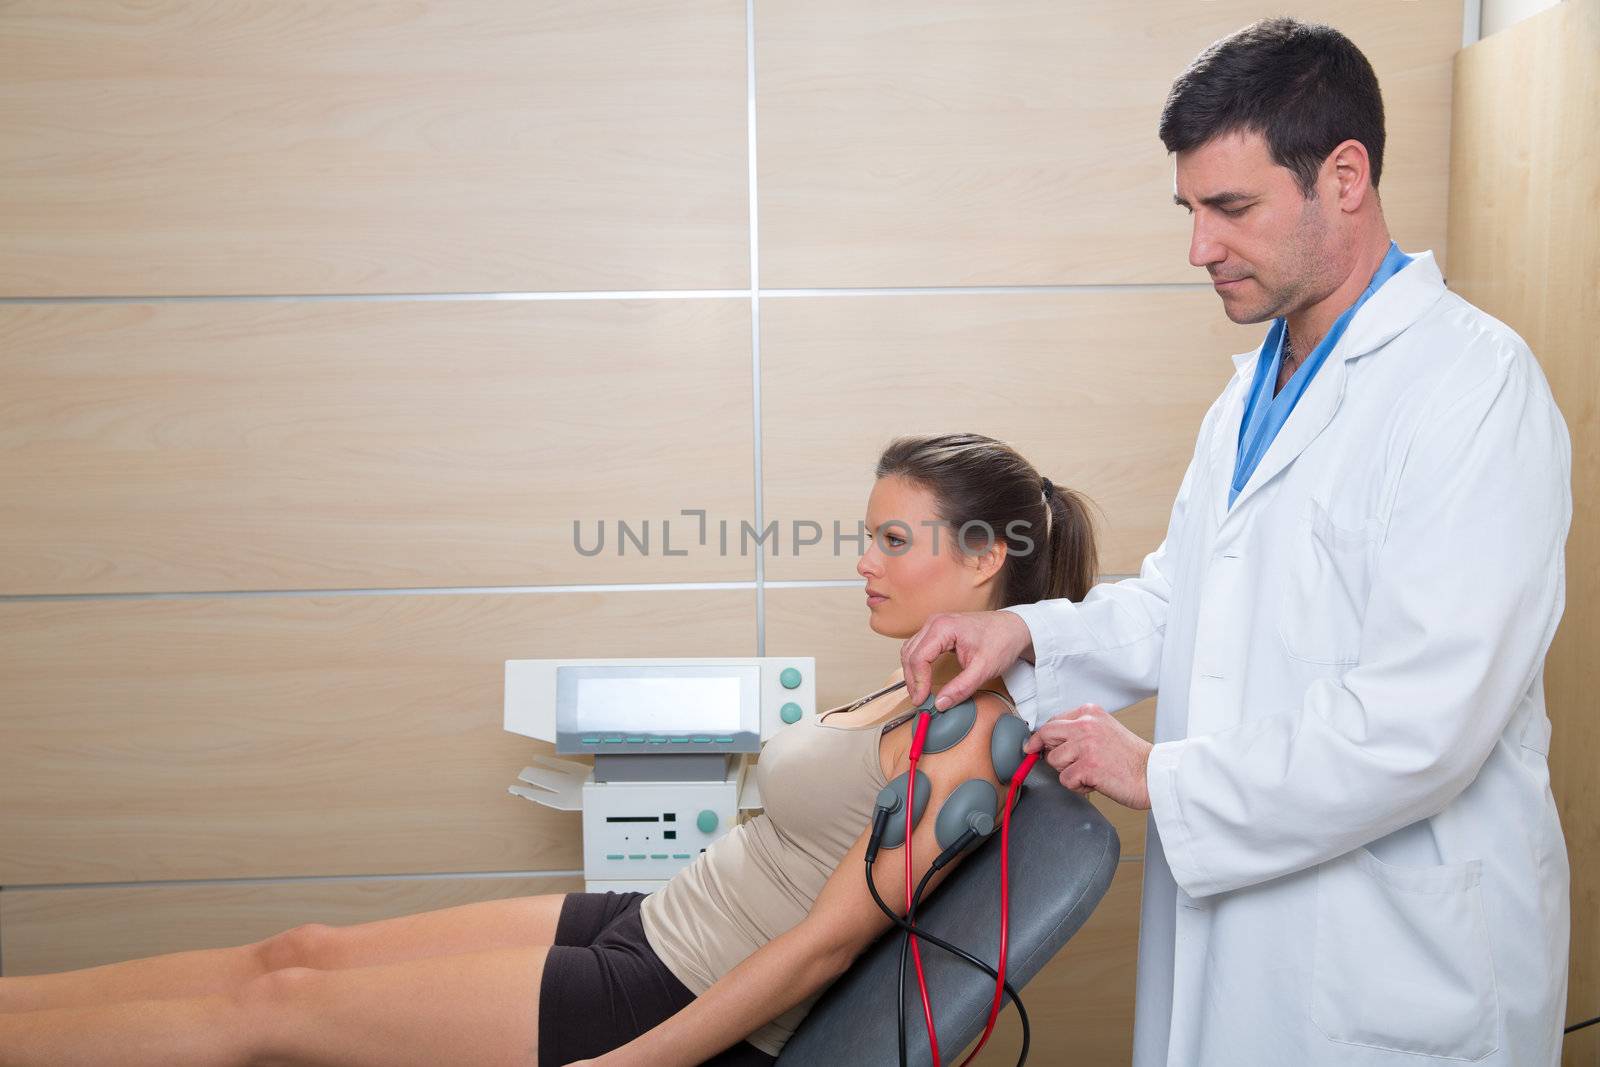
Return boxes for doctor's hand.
[901,609,1035,711]
[1024,703,1153,810]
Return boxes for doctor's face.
[856,475,1003,640]
[1173,129,1343,325]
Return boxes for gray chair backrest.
[776,768,1121,1066]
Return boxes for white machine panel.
[581,778,739,891]
[505,657,816,742]
[504,657,816,891]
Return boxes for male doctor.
[900,18,1572,1066]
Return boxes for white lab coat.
[1002,250,1572,1066]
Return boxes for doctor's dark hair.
[875,433,1099,608]
[1158,17,1386,197]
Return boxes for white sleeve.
[1150,351,1571,897]
[1001,391,1225,728]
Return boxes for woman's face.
[856,475,1006,639]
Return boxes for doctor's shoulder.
[1418,288,1542,378]
[1360,292,1571,520]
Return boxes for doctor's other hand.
[1024,703,1153,810]
[901,609,1035,711]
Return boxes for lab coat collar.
[1226,250,1445,376]
[1213,249,1445,525]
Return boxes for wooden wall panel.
[0,298,755,595]
[0,589,755,885]
[760,291,1259,579]
[0,872,583,977]
[757,0,1458,287]
[1446,1,1600,1058]
[764,586,1156,857]
[0,1,750,297]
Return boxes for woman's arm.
[587,695,1012,1067]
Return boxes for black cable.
[897,884,909,1067]
[1566,1012,1600,1034]
[894,862,942,1067]
[866,857,1030,1067]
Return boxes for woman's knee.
[257,922,339,973]
[234,966,322,1062]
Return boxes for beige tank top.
[639,679,1018,1057]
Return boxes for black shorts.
[537,890,779,1067]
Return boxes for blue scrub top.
[1230,241,1413,509]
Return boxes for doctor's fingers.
[1043,738,1085,775]
[899,613,957,705]
[1042,743,1097,794]
[901,613,996,709]
[1055,759,1096,796]
[1026,705,1105,750]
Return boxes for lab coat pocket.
[1312,847,1499,1060]
[1279,498,1379,666]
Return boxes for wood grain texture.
[760,290,1260,579]
[757,0,1458,287]
[0,872,584,976]
[0,588,755,885]
[0,298,755,594]
[763,585,1156,857]
[1447,4,1600,1060]
[0,1,749,296]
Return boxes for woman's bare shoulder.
[882,691,1015,787]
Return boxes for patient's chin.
[866,611,916,641]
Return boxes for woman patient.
[0,432,1098,1067]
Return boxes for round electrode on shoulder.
[934,778,999,850]
[873,770,931,849]
[990,715,1031,783]
[919,696,977,754]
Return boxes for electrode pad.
[913,694,978,754]
[934,778,999,850]
[874,770,931,849]
[989,714,1031,783]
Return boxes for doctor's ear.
[1326,139,1374,211]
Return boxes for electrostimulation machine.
[503,656,815,892]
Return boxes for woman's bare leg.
[0,892,568,1016]
[0,994,248,1067]
[0,946,550,1067]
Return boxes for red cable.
[906,714,940,1066]
[957,751,1039,1067]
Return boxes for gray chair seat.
[776,767,1121,1066]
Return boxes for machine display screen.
[573,675,742,733]
[554,664,760,750]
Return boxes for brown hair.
[874,432,1099,606]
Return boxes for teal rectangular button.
[671,853,692,860]
[602,738,625,744]
[647,738,669,744]
[713,737,734,744]
[625,737,645,743]
[606,853,624,861]
[691,737,712,743]
[650,853,668,860]
[669,738,692,744]
[581,737,601,745]
[627,854,646,860]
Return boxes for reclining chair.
[777,766,1121,1066]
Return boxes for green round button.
[697,809,719,834]
[780,701,803,724]
[779,667,803,690]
